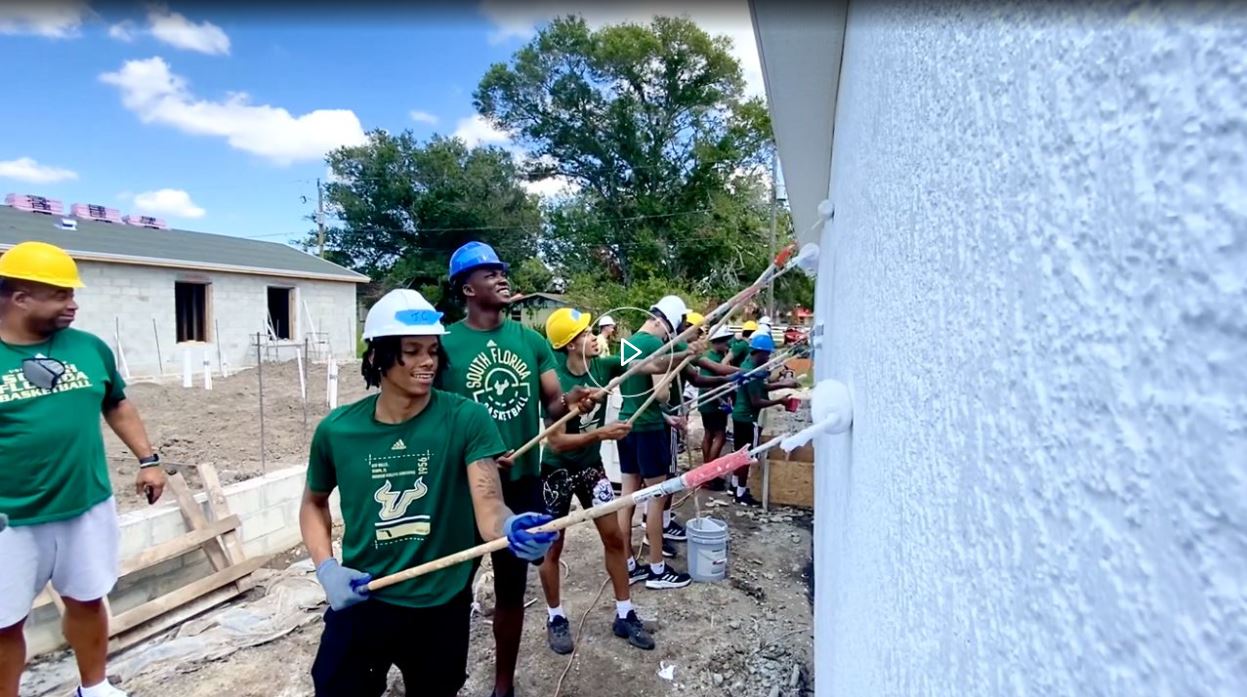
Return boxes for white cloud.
[452,114,511,148]
[99,56,368,166]
[127,188,205,219]
[522,176,578,199]
[477,0,765,99]
[108,19,137,42]
[146,5,230,56]
[409,110,439,125]
[0,157,79,183]
[0,1,90,38]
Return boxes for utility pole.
[767,147,778,319]
[316,178,326,259]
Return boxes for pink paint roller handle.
[680,447,751,489]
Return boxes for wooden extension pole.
[366,445,756,592]
[505,244,799,463]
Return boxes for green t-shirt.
[727,338,750,366]
[307,390,506,608]
[732,357,768,424]
[617,332,675,432]
[441,319,558,480]
[543,355,624,472]
[0,328,125,526]
[698,349,729,416]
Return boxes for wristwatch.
[139,453,174,474]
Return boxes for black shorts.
[732,420,759,464]
[541,462,615,519]
[701,410,728,433]
[618,429,671,480]
[311,592,471,697]
[490,474,544,607]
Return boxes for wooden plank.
[107,585,242,655]
[119,515,241,577]
[196,464,247,564]
[107,554,270,636]
[165,472,232,572]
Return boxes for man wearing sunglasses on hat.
[0,241,165,697]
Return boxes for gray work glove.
[315,558,372,611]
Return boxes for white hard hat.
[709,324,734,341]
[363,289,448,340]
[599,315,616,327]
[759,315,772,325]
[757,322,773,335]
[651,295,688,332]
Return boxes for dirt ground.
[105,360,372,512]
[75,357,815,697]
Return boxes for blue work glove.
[315,558,372,611]
[504,513,558,562]
[732,370,762,385]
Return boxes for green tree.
[475,15,775,298]
[309,130,542,313]
[509,257,555,295]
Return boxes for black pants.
[490,475,545,607]
[311,591,472,697]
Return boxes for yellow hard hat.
[686,311,705,327]
[0,241,85,288]
[742,320,758,332]
[545,307,593,350]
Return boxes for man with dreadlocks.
[440,242,598,697]
[299,289,557,697]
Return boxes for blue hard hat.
[749,332,776,353]
[449,241,509,281]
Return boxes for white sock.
[736,485,747,497]
[731,475,740,487]
[77,680,120,697]
[548,605,566,621]
[616,599,634,619]
[650,561,665,576]
[662,510,672,527]
[627,557,637,572]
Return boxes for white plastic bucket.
[686,517,729,582]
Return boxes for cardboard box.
[748,436,814,509]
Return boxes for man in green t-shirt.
[729,333,799,506]
[440,241,597,697]
[301,289,557,697]
[723,319,758,367]
[698,324,737,489]
[0,241,166,697]
[537,307,658,655]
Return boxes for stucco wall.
[68,261,359,377]
[811,3,1246,695]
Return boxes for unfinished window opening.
[175,282,209,343]
[267,287,294,340]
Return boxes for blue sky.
[0,2,761,250]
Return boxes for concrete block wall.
[70,261,359,379]
[26,465,340,656]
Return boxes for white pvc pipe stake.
[202,348,212,390]
[296,348,307,401]
[326,360,339,409]
[182,351,193,388]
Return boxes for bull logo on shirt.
[465,344,533,421]
[373,478,431,542]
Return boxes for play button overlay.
[620,338,642,366]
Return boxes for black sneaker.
[645,566,692,590]
[735,490,762,507]
[628,563,648,585]
[662,519,687,541]
[612,611,655,650]
[546,615,574,655]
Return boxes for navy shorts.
[618,429,672,480]
[701,410,728,433]
[490,475,545,607]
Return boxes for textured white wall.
[812,3,1247,696]
[67,262,359,377]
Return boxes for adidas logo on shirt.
[392,439,407,451]
[487,340,498,348]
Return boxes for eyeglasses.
[22,357,66,391]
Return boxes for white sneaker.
[76,681,128,697]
